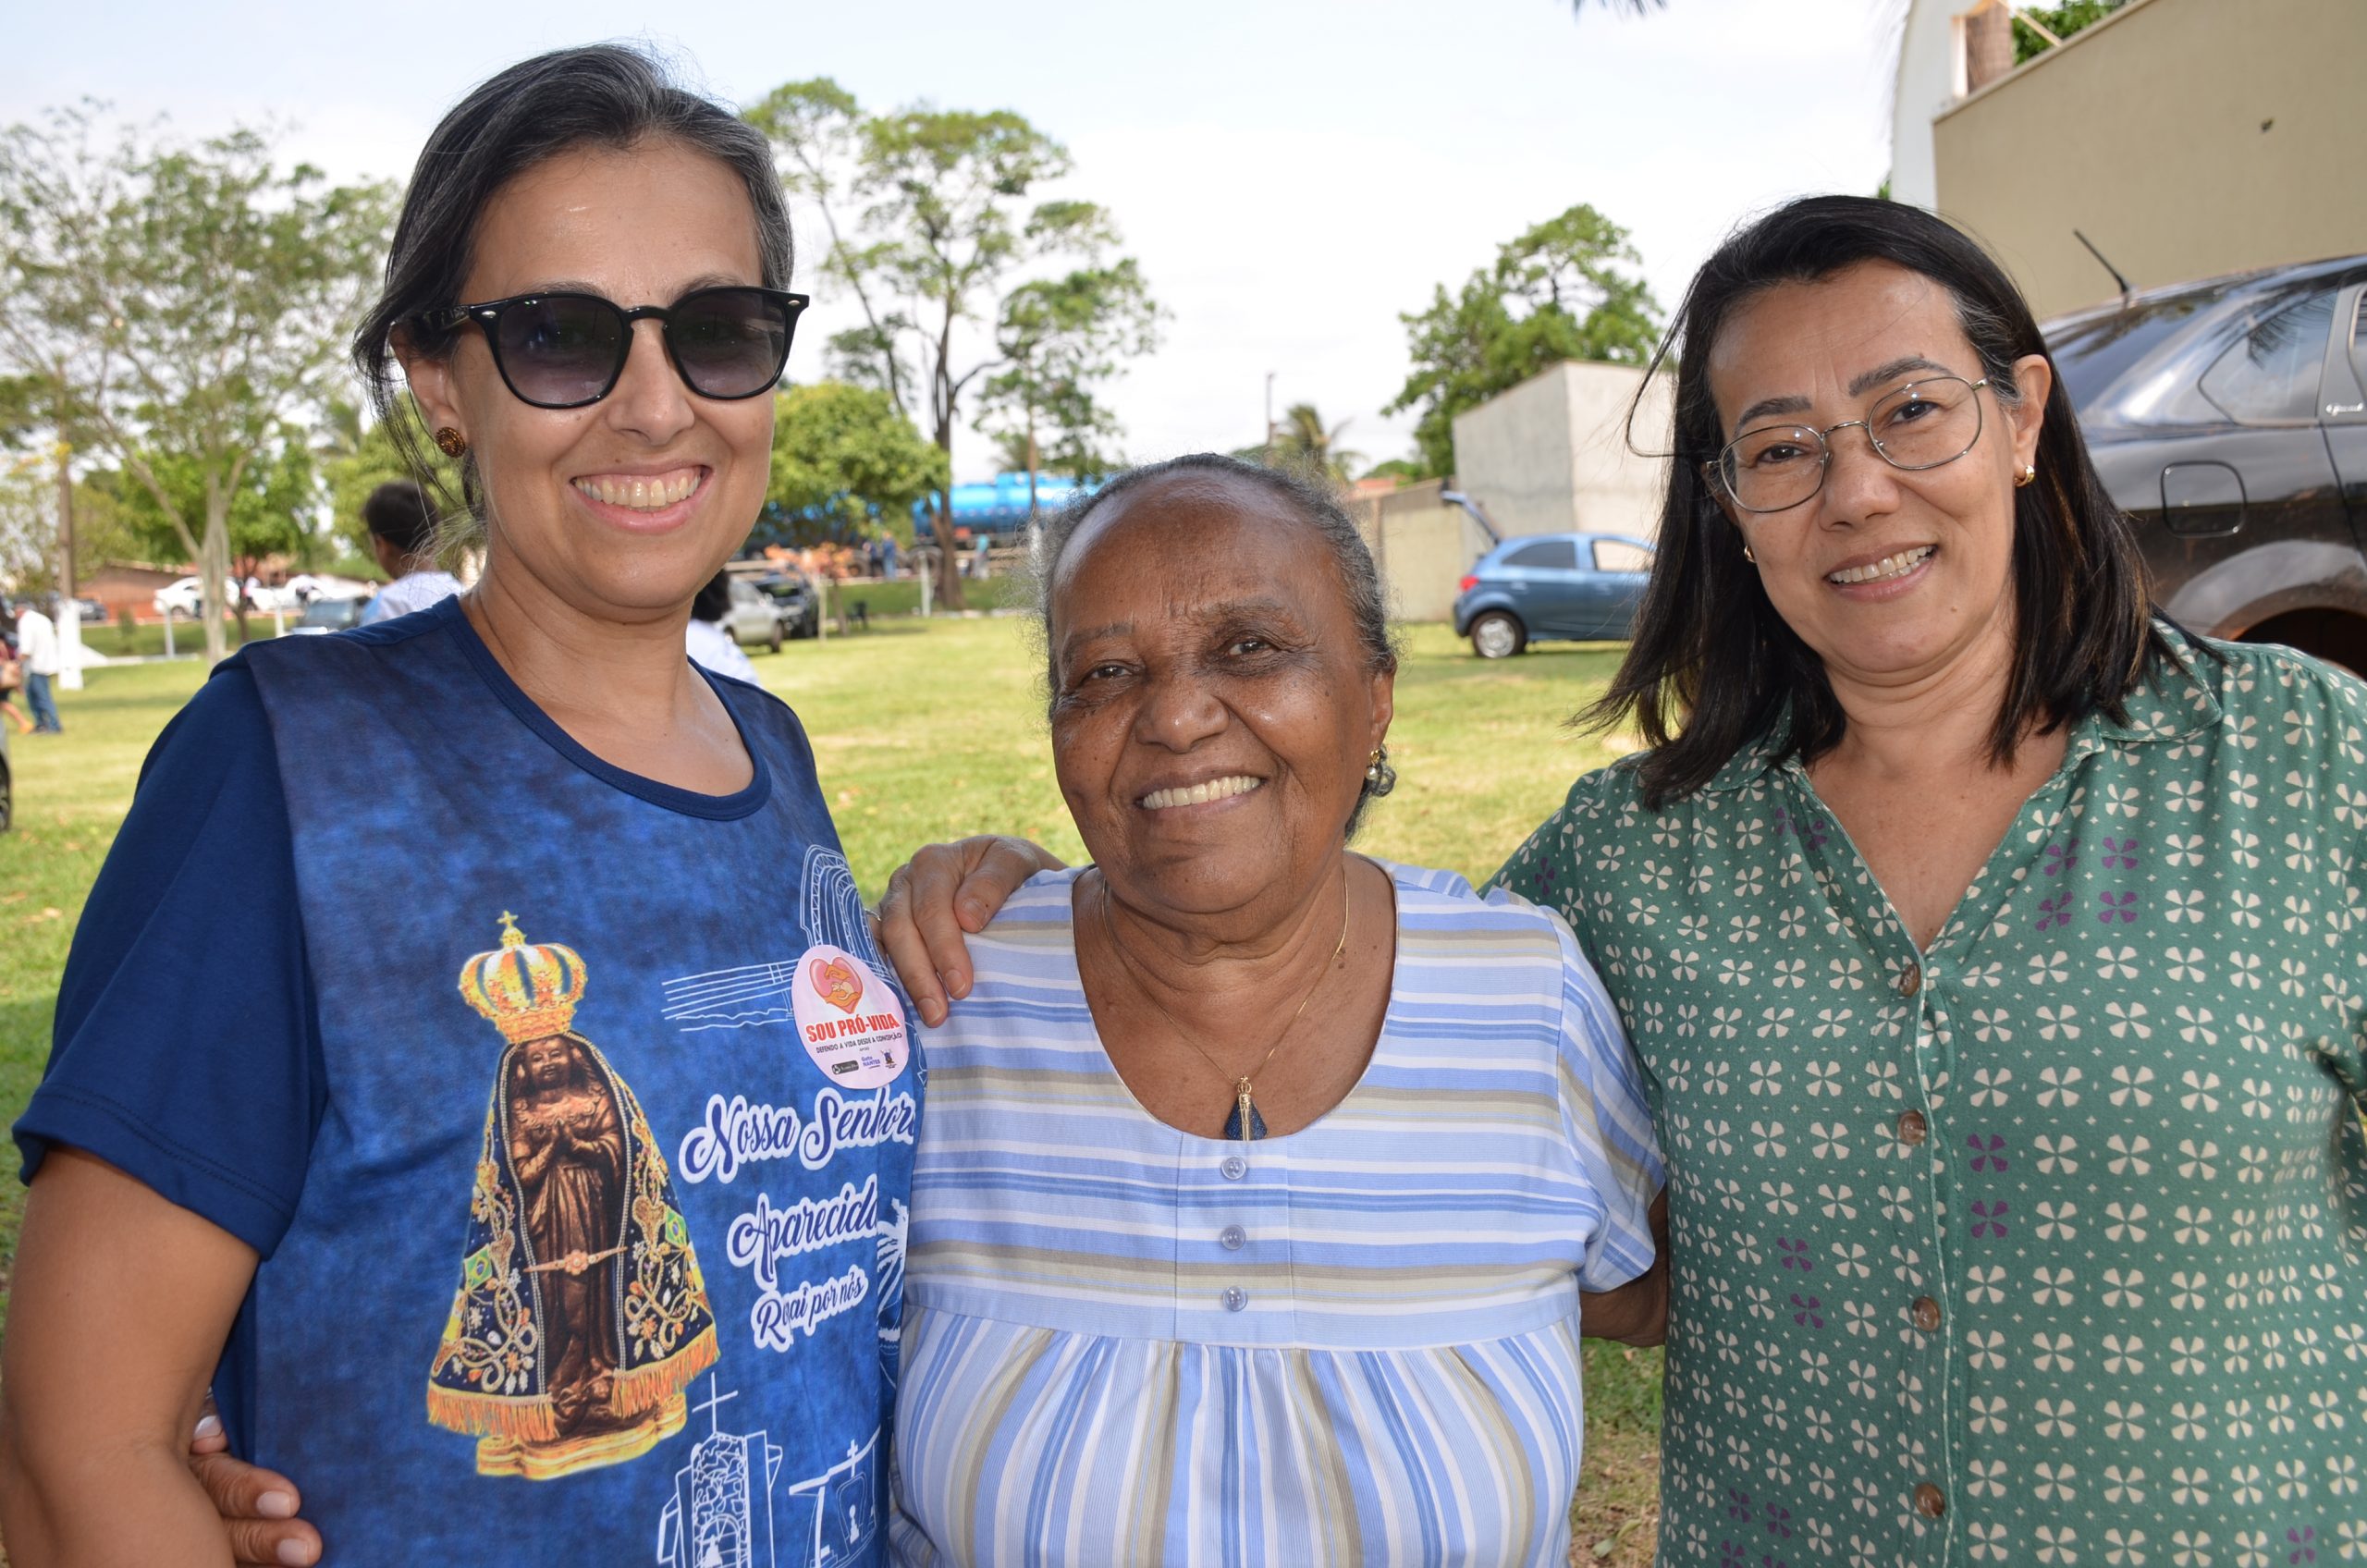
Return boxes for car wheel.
[768,624,783,654]
[1470,611,1527,659]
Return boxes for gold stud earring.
[434,427,469,459]
[2015,462,2037,488]
[1742,544,1757,564]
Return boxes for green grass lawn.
[0,617,1663,1562]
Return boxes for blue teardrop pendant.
[1222,1082,1267,1141]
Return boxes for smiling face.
[1047,471,1394,928]
[399,139,775,622]
[1706,260,2051,692]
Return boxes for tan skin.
[0,137,774,1568]
[1708,261,2055,949]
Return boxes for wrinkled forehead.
[1050,472,1337,636]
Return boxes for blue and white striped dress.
[891,863,1664,1567]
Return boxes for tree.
[746,80,1156,607]
[0,104,395,663]
[977,263,1160,510]
[2013,0,2126,62]
[1265,403,1363,487]
[760,381,948,549]
[102,430,317,635]
[1384,203,1662,479]
[1359,458,1427,488]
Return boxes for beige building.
[1901,0,2366,320]
[1448,361,1674,543]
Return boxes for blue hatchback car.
[1451,532,1656,658]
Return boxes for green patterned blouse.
[1493,629,2367,1566]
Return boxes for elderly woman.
[887,198,2367,1557]
[890,454,1665,1566]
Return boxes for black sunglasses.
[423,286,809,410]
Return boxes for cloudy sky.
[5,0,1896,481]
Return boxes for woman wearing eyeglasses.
[884,197,2367,1554]
[1,47,914,1568]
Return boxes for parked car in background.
[720,577,782,653]
[2043,252,2367,669]
[285,595,371,637]
[754,570,821,640]
[153,576,206,619]
[1452,533,1656,658]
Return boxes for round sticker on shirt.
[791,945,909,1089]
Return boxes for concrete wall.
[1448,367,1575,540]
[1451,360,1674,543]
[1343,478,1495,624]
[1934,0,2367,319]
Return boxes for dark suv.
[2044,254,2367,668]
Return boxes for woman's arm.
[1576,1189,1670,1347]
[875,836,1065,1024]
[0,1149,261,1568]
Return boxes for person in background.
[685,568,758,683]
[12,596,62,734]
[358,479,464,625]
[1,609,38,737]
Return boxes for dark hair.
[362,479,436,558]
[1034,453,1402,834]
[692,569,732,624]
[352,44,793,546]
[1592,194,2175,808]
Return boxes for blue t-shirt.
[16,599,917,1565]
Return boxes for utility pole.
[1264,372,1277,465]
[55,440,75,604]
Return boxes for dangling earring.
[1742,543,1757,564]
[434,427,469,458]
[1364,745,1397,798]
[2015,462,2037,488]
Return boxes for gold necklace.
[1095,865,1352,1141]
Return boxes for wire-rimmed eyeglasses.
[1705,376,1993,514]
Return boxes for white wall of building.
[1889,0,1964,209]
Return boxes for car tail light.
[1457,574,1478,593]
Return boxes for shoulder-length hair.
[1588,194,2175,809]
[352,44,792,551]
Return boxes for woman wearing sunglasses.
[1,46,913,1568]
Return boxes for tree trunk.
[201,477,231,667]
[932,489,965,613]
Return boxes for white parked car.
[153,576,206,619]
